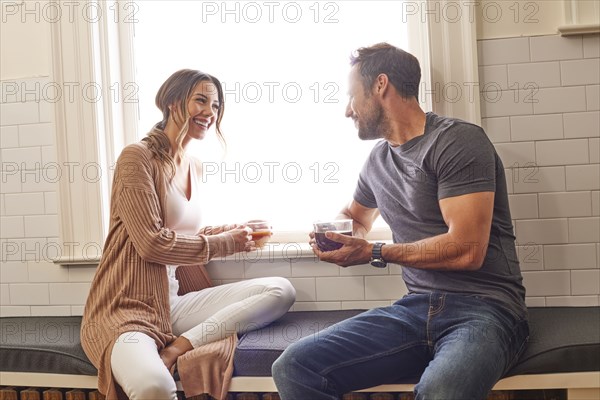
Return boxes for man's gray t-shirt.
[354,112,527,319]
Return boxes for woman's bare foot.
[159,336,193,373]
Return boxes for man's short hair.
[350,43,421,101]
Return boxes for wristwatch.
[370,242,387,268]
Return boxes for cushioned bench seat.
[1,307,599,397]
[234,307,600,377]
[0,316,96,376]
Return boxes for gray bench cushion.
[1,307,599,378]
[507,307,600,376]
[0,316,97,375]
[234,310,362,376]
[234,310,363,376]
[233,307,600,377]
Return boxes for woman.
[81,69,295,400]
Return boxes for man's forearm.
[381,232,487,271]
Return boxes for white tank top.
[165,162,202,300]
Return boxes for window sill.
[53,257,100,267]
[226,239,394,263]
[209,227,393,262]
[53,229,394,266]
[558,23,600,36]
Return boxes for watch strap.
[372,242,384,260]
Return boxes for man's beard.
[357,102,388,140]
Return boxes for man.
[272,43,529,400]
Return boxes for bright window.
[133,1,409,233]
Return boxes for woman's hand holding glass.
[244,220,273,249]
[213,226,255,256]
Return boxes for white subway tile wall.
[543,244,598,270]
[9,283,50,305]
[513,166,567,193]
[339,263,389,276]
[1,35,599,317]
[71,305,85,316]
[479,65,509,90]
[535,139,589,166]
[315,277,365,302]
[504,168,514,194]
[478,37,530,66]
[560,59,600,86]
[515,218,570,244]
[1,76,66,317]
[494,142,536,167]
[68,266,98,283]
[508,194,539,219]
[522,270,571,297]
[0,284,10,305]
[481,117,511,143]
[571,270,600,295]
[0,306,31,317]
[0,261,28,283]
[480,33,600,308]
[27,261,70,283]
[508,62,561,89]
[48,283,91,305]
[244,260,292,279]
[516,244,544,271]
[529,35,583,62]
[593,191,600,215]
[287,278,317,302]
[479,89,534,118]
[31,305,71,317]
[563,111,600,138]
[510,114,564,142]
[569,217,600,243]
[589,138,599,163]
[587,85,600,110]
[538,192,592,218]
[364,276,408,300]
[566,164,600,191]
[44,192,57,214]
[545,296,599,307]
[525,297,546,307]
[533,86,588,114]
[583,35,600,59]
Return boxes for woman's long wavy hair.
[142,69,226,179]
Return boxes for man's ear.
[375,73,390,96]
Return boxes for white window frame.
[52,0,480,265]
[50,0,136,265]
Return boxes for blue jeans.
[272,293,529,400]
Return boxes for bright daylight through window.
[133,1,409,235]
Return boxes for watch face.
[370,259,387,268]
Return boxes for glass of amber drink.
[246,220,272,248]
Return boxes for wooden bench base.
[2,371,599,399]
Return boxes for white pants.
[111,277,295,400]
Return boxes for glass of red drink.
[313,219,353,252]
